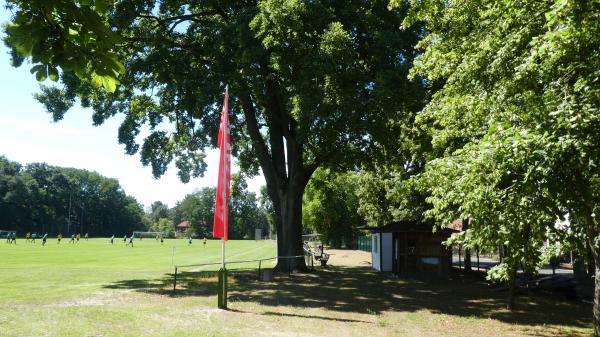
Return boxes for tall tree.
[229,174,269,239]
[148,201,170,225]
[4,0,425,270]
[176,187,216,237]
[303,169,363,248]
[400,0,600,327]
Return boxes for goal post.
[132,231,164,239]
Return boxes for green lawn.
[0,238,275,303]
[0,239,593,337]
[0,238,278,337]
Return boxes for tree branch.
[239,91,279,188]
[138,11,222,26]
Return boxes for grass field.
[0,238,594,337]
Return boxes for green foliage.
[3,0,425,193]
[167,178,272,239]
[355,171,393,227]
[229,174,270,239]
[150,217,174,237]
[0,156,145,235]
[3,0,125,92]
[175,187,216,238]
[401,0,600,283]
[303,169,363,247]
[356,165,430,227]
[147,201,169,225]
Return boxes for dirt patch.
[326,249,372,267]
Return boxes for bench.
[313,246,330,266]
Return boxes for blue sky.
[0,4,264,208]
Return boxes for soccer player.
[57,233,62,244]
[84,233,89,241]
[188,236,192,245]
[42,233,48,246]
[5,233,10,244]
[69,234,75,244]
[10,232,16,244]
[203,237,207,248]
[25,232,31,242]
[160,235,164,245]
[110,235,115,245]
[31,233,36,243]
[76,233,80,243]
[155,234,159,241]
[126,235,134,247]
[123,235,127,243]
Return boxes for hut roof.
[176,221,191,229]
[360,220,459,234]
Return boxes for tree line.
[0,156,145,236]
[145,174,273,240]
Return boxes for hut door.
[397,232,406,275]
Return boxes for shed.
[366,221,459,278]
[175,221,191,232]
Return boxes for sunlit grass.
[0,241,593,337]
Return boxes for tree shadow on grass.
[102,266,591,332]
[103,270,220,297]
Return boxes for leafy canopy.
[400,0,600,281]
[3,0,425,185]
[4,0,124,91]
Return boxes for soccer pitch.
[0,238,276,337]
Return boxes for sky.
[0,5,265,208]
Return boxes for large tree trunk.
[239,89,315,272]
[274,175,307,271]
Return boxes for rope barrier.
[173,254,313,292]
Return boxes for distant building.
[365,221,460,278]
[175,221,191,236]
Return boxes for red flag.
[213,86,231,240]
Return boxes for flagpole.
[216,84,229,309]
[221,84,229,269]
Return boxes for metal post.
[476,246,480,271]
[258,259,262,279]
[173,267,177,293]
[458,245,462,269]
[221,237,225,267]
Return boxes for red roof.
[176,221,191,229]
[447,219,464,231]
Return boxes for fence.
[172,254,314,292]
[357,235,372,252]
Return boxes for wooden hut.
[367,221,459,278]
[175,221,191,237]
